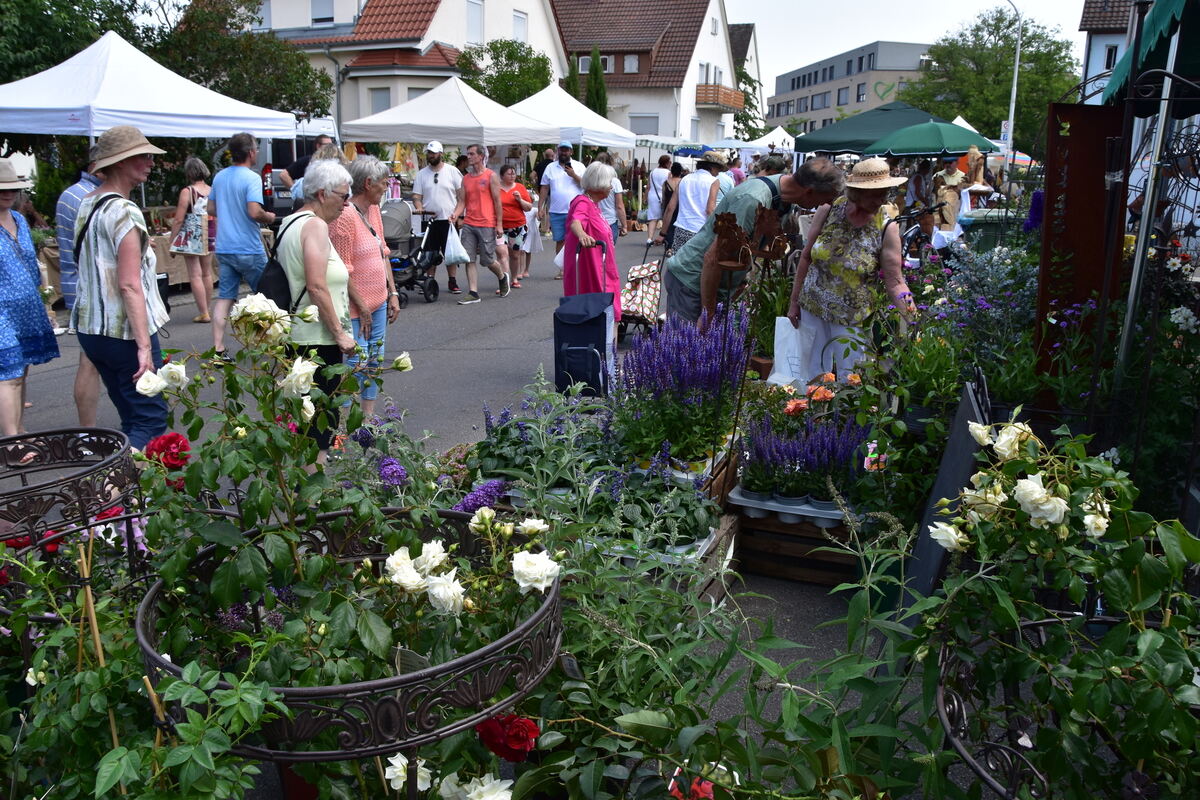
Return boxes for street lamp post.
[1004,0,1023,179]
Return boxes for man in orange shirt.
[454,143,509,305]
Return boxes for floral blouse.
[798,197,886,326]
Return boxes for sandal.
[192,314,211,323]
[511,280,522,288]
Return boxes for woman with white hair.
[329,156,400,417]
[562,161,622,320]
[278,158,357,462]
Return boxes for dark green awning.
[1102,0,1198,113]
[793,101,950,155]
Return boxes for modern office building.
[765,41,931,132]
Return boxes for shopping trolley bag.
[553,242,615,396]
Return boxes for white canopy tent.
[744,126,795,153]
[509,84,636,149]
[0,31,295,139]
[952,115,979,133]
[342,77,559,144]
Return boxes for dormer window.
[311,0,333,25]
[624,54,639,73]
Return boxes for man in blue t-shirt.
[208,132,276,355]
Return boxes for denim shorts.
[549,212,568,242]
[348,302,387,401]
[216,252,268,300]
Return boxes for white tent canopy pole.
[0,31,295,139]
[508,84,637,149]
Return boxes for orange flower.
[846,373,862,386]
[811,386,835,402]
[805,384,818,397]
[784,398,809,415]
[818,372,836,384]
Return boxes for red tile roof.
[550,0,710,89]
[293,0,441,46]
[348,43,460,69]
[1079,0,1133,32]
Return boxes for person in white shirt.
[411,140,465,293]
[645,154,672,244]
[657,151,727,255]
[537,141,585,261]
[593,152,627,242]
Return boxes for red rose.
[145,432,191,470]
[4,535,31,549]
[669,777,715,800]
[0,567,8,586]
[42,541,59,554]
[94,506,125,522]
[475,714,540,762]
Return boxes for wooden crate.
[690,513,738,605]
[703,448,740,508]
[735,513,857,586]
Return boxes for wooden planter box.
[748,356,774,379]
[734,513,856,586]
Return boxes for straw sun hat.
[698,150,728,169]
[93,125,165,172]
[0,159,32,190]
[845,157,907,189]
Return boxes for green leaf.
[675,724,708,755]
[261,533,291,571]
[198,520,243,548]
[210,560,240,607]
[328,601,356,648]
[845,590,868,645]
[614,710,673,746]
[93,746,127,797]
[236,546,268,592]
[538,730,567,750]
[513,764,566,800]
[987,582,1019,629]
[356,608,391,660]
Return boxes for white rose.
[383,754,432,792]
[296,304,320,323]
[993,422,1034,461]
[961,480,1007,523]
[159,361,189,389]
[439,772,467,800]
[1012,473,1069,528]
[386,548,427,593]
[24,667,37,686]
[393,352,414,372]
[462,774,513,800]
[233,426,248,439]
[229,292,277,321]
[1083,513,1109,537]
[929,521,969,552]
[1083,494,1110,518]
[425,569,465,616]
[300,395,316,423]
[518,518,551,536]
[469,506,495,533]
[135,370,169,397]
[967,421,993,447]
[261,315,291,345]
[279,357,319,397]
[412,539,448,575]
[512,550,561,594]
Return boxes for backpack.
[256,213,312,313]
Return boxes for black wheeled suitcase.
[553,242,615,396]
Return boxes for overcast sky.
[727,0,1089,97]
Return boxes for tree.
[0,0,144,86]
[733,64,766,141]
[456,39,553,107]
[564,55,581,99]
[145,0,333,119]
[897,7,1078,161]
[584,46,607,116]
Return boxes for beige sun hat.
[0,159,32,190]
[845,157,907,189]
[93,126,166,172]
[698,150,728,169]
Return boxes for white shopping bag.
[520,208,543,254]
[443,224,470,265]
[767,316,810,386]
[553,246,565,270]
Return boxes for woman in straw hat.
[786,157,915,381]
[72,125,170,450]
[0,158,59,438]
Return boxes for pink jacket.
[563,194,621,320]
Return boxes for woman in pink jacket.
[563,162,622,321]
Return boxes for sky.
[727,0,1089,98]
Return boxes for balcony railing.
[695,83,745,112]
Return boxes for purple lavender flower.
[264,610,285,631]
[378,457,409,487]
[270,585,298,607]
[482,402,495,434]
[350,427,375,449]
[217,603,251,630]
[453,478,507,513]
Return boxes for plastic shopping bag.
[443,224,470,265]
[520,208,543,254]
[767,316,811,386]
[553,245,566,270]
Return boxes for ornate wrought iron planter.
[135,508,564,763]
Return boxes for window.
[716,122,725,140]
[466,0,483,44]
[713,67,723,86]
[624,54,638,73]
[369,88,391,115]
[846,59,853,75]
[711,17,718,35]
[253,0,271,29]
[512,11,527,43]
[867,52,874,69]
[811,91,830,110]
[579,55,611,72]
[784,100,793,115]
[1105,44,1119,70]
[698,62,709,83]
[628,114,659,135]
[856,82,866,102]
[837,87,849,106]
[407,87,429,101]
[311,0,333,25]
[690,117,700,141]
[822,118,834,128]
[857,55,864,72]
[796,97,808,113]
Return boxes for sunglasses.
[433,173,438,184]
[329,190,350,201]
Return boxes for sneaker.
[497,274,510,297]
[457,292,481,305]
[448,278,462,294]
[212,349,235,364]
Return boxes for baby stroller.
[617,241,665,342]
[379,199,448,304]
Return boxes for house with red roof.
[1079,0,1134,103]
[265,0,568,127]
[548,0,743,144]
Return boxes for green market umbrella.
[864,120,999,157]
[793,101,950,154]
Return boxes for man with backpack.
[209,132,276,358]
[663,157,844,323]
